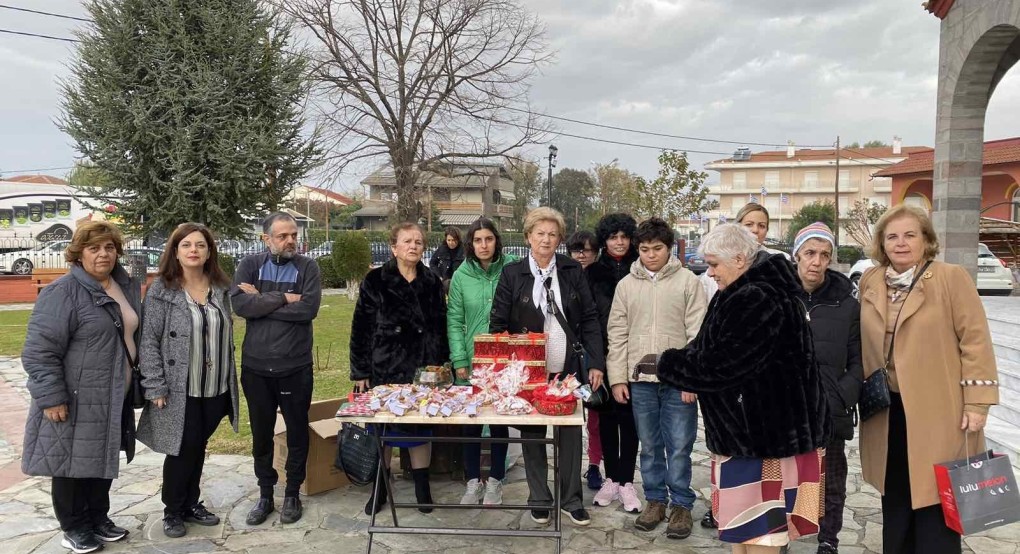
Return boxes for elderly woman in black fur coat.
[350,222,449,516]
[656,223,828,554]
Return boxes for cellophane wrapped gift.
[531,374,582,416]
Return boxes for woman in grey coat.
[21,221,140,554]
[137,223,239,539]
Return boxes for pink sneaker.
[619,483,641,514]
[592,479,619,507]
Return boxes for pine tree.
[60,0,320,239]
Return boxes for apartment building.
[704,138,929,244]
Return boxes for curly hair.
[65,220,124,264]
[595,212,637,251]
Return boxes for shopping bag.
[934,450,1020,535]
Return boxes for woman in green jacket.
[448,217,518,506]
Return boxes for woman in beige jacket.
[858,204,998,554]
[607,218,708,539]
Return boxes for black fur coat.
[657,252,829,458]
[349,259,449,386]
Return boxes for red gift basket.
[531,384,577,416]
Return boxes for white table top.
[336,403,584,426]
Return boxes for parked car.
[121,247,164,274]
[0,240,71,275]
[685,252,708,275]
[846,243,1015,296]
[308,241,332,259]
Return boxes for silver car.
[847,243,1015,296]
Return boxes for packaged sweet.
[414,364,453,388]
[494,395,533,416]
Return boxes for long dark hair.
[158,222,231,289]
[464,217,504,265]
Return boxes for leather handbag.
[858,261,931,422]
[336,422,380,486]
[543,278,610,410]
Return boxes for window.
[1013,188,1020,222]
[732,197,745,209]
[804,171,819,188]
[733,172,747,190]
[802,196,818,206]
[839,170,850,186]
[764,171,780,187]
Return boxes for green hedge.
[317,257,343,288]
[334,232,373,283]
[217,255,236,278]
[837,245,864,265]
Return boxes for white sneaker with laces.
[619,483,642,514]
[460,478,484,505]
[592,478,620,507]
[483,478,504,505]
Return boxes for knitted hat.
[793,222,836,258]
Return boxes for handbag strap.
[542,277,589,383]
[884,260,932,367]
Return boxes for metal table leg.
[553,425,561,554]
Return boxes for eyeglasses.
[569,248,595,256]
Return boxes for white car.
[846,243,1015,296]
[0,240,71,275]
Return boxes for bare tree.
[282,0,552,222]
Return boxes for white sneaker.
[592,478,620,507]
[619,483,642,514]
[460,478,484,505]
[483,478,504,505]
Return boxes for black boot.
[364,470,389,516]
[412,468,433,514]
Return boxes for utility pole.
[834,136,840,250]
[547,144,558,209]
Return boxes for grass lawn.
[0,298,356,455]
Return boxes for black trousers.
[597,397,639,485]
[241,368,313,498]
[882,393,962,554]
[162,394,230,517]
[819,438,848,545]
[51,477,113,532]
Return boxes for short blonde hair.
[869,204,940,266]
[736,202,770,224]
[523,207,566,239]
[65,221,124,264]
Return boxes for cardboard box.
[273,398,350,496]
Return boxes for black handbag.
[335,422,380,486]
[858,261,931,422]
[543,278,610,410]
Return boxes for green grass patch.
[0,299,356,455]
[0,310,30,357]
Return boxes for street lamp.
[547,144,558,209]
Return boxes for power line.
[551,130,732,156]
[0,4,91,22]
[0,165,75,174]
[0,28,79,43]
[504,105,831,149]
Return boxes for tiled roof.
[924,0,956,19]
[708,146,929,165]
[4,174,69,185]
[873,137,1020,177]
[303,184,354,205]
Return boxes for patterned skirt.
[711,448,826,545]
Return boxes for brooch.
[923,271,933,279]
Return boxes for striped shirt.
[185,291,232,398]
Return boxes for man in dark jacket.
[793,222,863,554]
[232,212,321,527]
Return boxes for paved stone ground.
[1,356,1018,553]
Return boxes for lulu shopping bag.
[934,449,1020,535]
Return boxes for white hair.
[698,223,759,262]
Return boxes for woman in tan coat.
[858,204,998,554]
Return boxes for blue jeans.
[630,381,698,510]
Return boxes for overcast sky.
[1,0,1018,193]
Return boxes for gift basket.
[414,364,453,388]
[530,374,584,416]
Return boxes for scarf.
[885,263,918,303]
